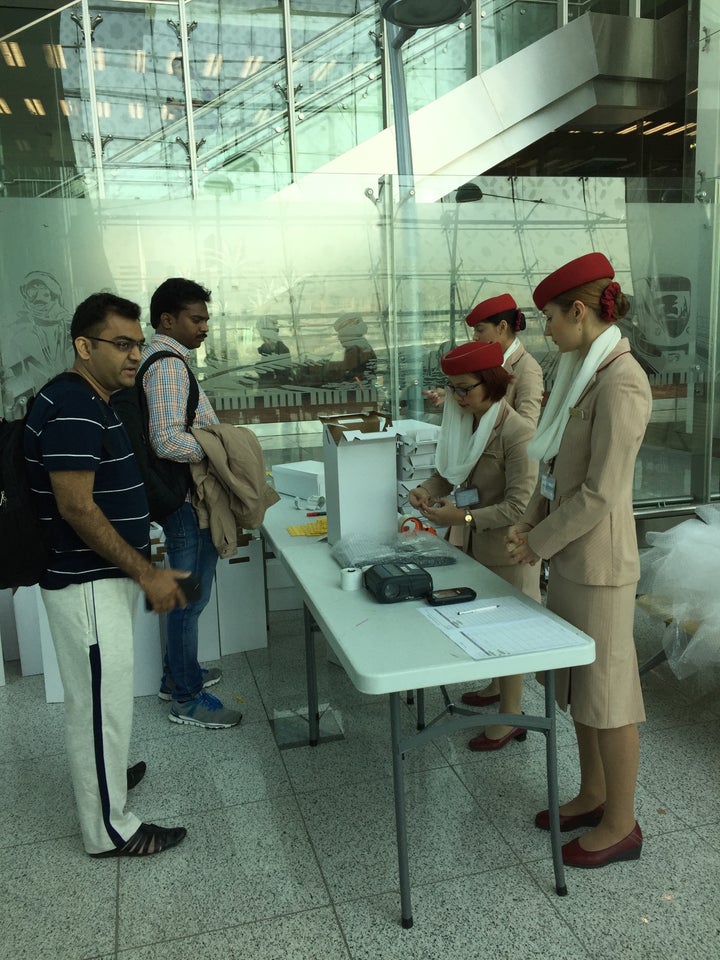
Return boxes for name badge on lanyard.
[540,471,556,501]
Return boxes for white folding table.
[262,498,595,927]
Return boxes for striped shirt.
[24,376,150,589]
[141,334,218,464]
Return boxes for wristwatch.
[464,512,474,528]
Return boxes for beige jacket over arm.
[421,400,538,568]
[524,339,652,586]
[189,424,280,558]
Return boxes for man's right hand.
[140,567,192,613]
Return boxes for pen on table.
[456,604,499,616]
[306,511,327,517]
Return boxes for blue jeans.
[161,502,218,700]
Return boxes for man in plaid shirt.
[142,277,242,729]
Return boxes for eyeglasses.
[86,336,145,353]
[445,381,484,399]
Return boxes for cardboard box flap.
[319,410,394,446]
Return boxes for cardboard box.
[320,412,399,545]
[272,460,325,500]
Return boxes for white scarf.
[435,398,502,486]
[528,325,621,464]
[503,338,520,365]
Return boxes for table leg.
[390,692,413,928]
[544,670,567,896]
[304,604,320,747]
[416,688,425,730]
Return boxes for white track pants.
[41,578,142,854]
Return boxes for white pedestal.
[215,537,268,652]
[13,586,46,677]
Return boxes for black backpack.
[0,373,110,590]
[111,351,200,523]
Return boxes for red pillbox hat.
[465,294,517,327]
[532,253,615,309]
[440,340,504,375]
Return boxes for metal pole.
[80,0,105,199]
[385,22,424,420]
[177,1,199,199]
[281,0,299,180]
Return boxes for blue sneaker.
[169,691,242,729]
[158,667,222,702]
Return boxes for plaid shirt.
[141,334,218,463]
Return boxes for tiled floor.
[2,604,720,960]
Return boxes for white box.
[215,537,268,652]
[321,413,399,546]
[272,460,325,500]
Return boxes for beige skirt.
[544,568,645,729]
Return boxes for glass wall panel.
[2,172,716,508]
[292,5,383,174]
[480,1,556,69]
[402,17,472,113]
[0,2,86,198]
[184,0,289,196]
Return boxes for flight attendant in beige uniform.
[458,294,545,709]
[409,341,540,750]
[507,253,652,868]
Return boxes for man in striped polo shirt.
[24,292,188,858]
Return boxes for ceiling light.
[59,99,71,116]
[43,44,67,69]
[241,54,263,78]
[1,41,26,67]
[24,98,46,116]
[381,0,471,28]
[203,53,223,78]
[643,121,676,136]
[135,50,147,73]
[663,122,696,137]
[94,47,106,70]
[0,98,11,115]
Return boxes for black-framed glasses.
[86,336,145,353]
[445,381,484,400]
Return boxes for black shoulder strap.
[137,350,200,430]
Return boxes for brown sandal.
[91,822,186,858]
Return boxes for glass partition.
[1,171,717,510]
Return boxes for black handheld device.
[176,574,202,604]
[427,587,477,606]
[145,573,202,610]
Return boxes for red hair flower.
[600,281,621,321]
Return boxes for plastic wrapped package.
[638,508,720,678]
[330,530,458,570]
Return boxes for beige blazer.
[422,400,538,567]
[189,424,280,558]
[525,339,652,586]
[505,342,544,428]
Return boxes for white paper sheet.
[418,596,588,660]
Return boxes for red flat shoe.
[468,726,527,751]
[534,804,605,832]
[562,822,642,868]
[461,690,501,707]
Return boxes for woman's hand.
[408,486,433,510]
[505,523,539,565]
[421,497,464,527]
